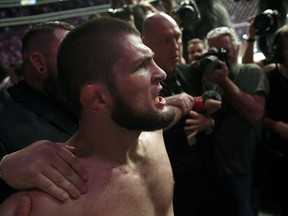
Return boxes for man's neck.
[68,120,143,165]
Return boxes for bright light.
[242,34,248,40]
[21,0,37,5]
[254,52,265,62]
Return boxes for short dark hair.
[22,21,74,59]
[57,17,140,116]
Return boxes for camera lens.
[254,14,273,32]
[253,9,279,35]
[175,0,200,31]
[199,56,220,74]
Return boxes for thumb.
[63,145,77,154]
[14,195,32,216]
[187,110,198,118]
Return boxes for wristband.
[194,96,204,113]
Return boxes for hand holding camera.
[198,47,230,84]
[198,47,227,74]
[203,60,229,85]
[253,9,280,36]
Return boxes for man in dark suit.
[142,12,219,215]
[0,21,88,204]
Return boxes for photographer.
[256,24,288,216]
[109,0,159,33]
[169,0,232,63]
[242,10,283,71]
[243,0,288,67]
[200,27,269,216]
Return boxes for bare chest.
[76,163,174,216]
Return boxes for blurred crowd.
[0,0,257,65]
[0,0,108,65]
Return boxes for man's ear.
[30,52,47,75]
[80,83,109,112]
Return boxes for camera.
[174,0,201,32]
[254,9,280,35]
[198,47,227,74]
[108,4,134,20]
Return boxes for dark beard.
[111,92,175,131]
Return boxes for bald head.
[142,12,182,75]
[142,12,179,39]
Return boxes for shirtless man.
[0,17,176,215]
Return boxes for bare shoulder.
[139,130,164,145]
[139,130,171,172]
[139,130,167,159]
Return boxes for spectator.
[109,0,159,33]
[180,0,233,62]
[0,17,175,216]
[142,12,220,215]
[194,0,232,39]
[257,0,288,57]
[202,26,269,216]
[241,16,276,72]
[0,21,88,204]
[257,24,288,216]
[187,38,207,67]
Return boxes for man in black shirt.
[0,21,88,204]
[142,12,217,215]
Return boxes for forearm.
[242,40,255,64]
[243,15,256,64]
[275,122,288,140]
[220,78,264,122]
[264,117,288,140]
